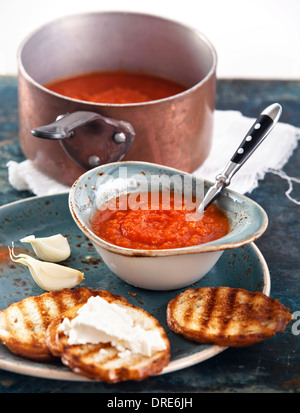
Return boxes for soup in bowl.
[69,161,268,290]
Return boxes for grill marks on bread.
[167,287,292,347]
[45,292,171,382]
[0,283,292,380]
[0,287,101,360]
[0,287,170,381]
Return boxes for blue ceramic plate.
[0,194,270,381]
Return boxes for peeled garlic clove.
[20,234,71,262]
[8,246,84,292]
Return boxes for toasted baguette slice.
[45,289,126,357]
[46,291,170,382]
[0,287,102,361]
[167,287,292,347]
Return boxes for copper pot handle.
[31,111,135,170]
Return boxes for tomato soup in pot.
[18,12,217,185]
[45,70,187,104]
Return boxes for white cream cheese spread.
[59,296,167,357]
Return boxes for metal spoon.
[198,103,282,212]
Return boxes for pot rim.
[17,10,217,108]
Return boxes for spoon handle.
[199,103,282,211]
[230,103,282,165]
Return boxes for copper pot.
[17,12,217,186]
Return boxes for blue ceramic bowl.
[69,161,268,290]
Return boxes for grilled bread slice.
[0,287,102,361]
[46,291,171,382]
[167,287,292,347]
[45,289,126,358]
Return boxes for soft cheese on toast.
[46,291,171,382]
[0,287,102,360]
[167,287,292,347]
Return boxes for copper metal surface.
[17,12,217,186]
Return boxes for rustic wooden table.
[0,77,299,394]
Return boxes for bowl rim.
[17,10,217,109]
[68,161,268,257]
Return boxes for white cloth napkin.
[7,110,300,202]
[194,110,300,203]
[6,159,70,195]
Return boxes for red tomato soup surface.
[91,192,230,250]
[45,70,187,104]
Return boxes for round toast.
[0,287,102,361]
[167,287,292,347]
[46,290,170,382]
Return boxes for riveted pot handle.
[31,111,134,142]
[31,111,135,169]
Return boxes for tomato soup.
[91,192,230,250]
[45,70,187,104]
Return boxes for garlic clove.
[20,234,71,262]
[8,246,84,292]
